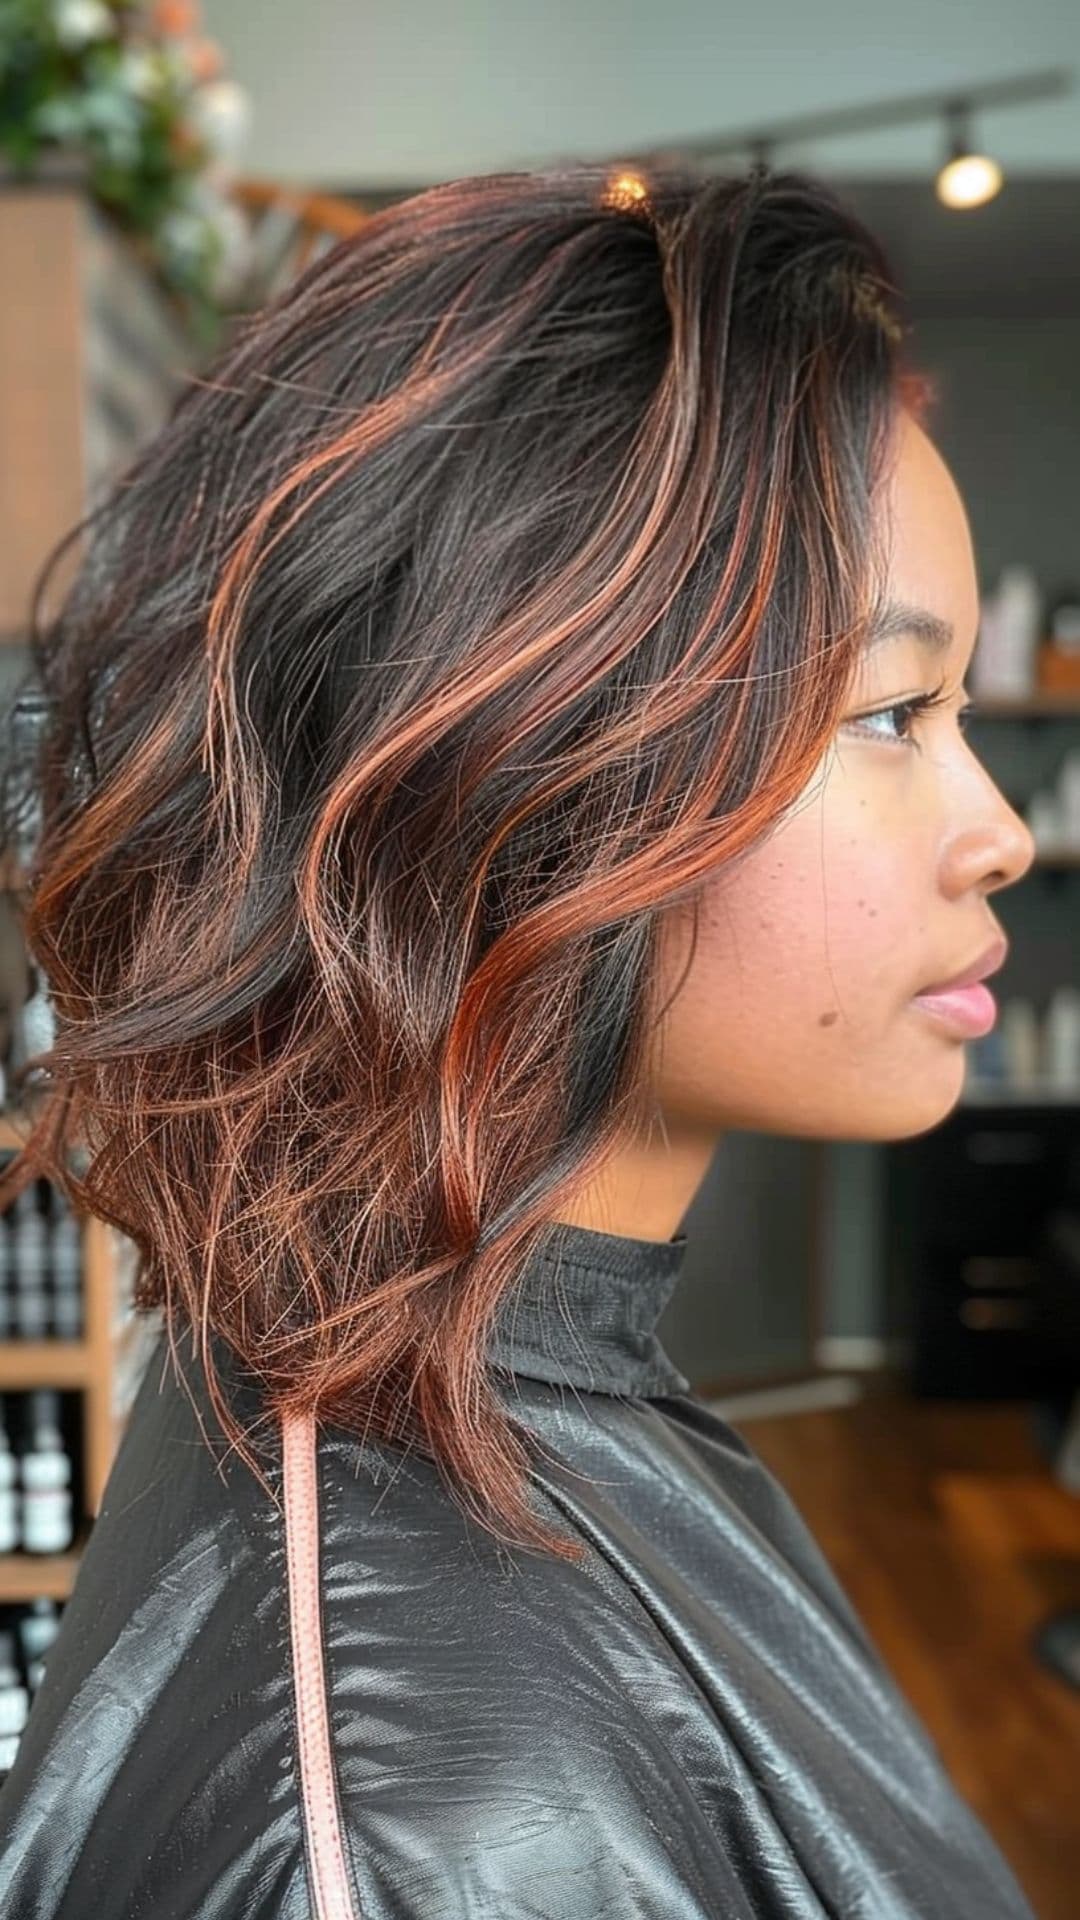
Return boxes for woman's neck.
[552,1120,719,1243]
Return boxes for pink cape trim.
[281,1408,360,1919]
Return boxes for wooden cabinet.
[0,1108,150,1601]
[0,176,191,645]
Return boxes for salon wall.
[660,1135,820,1390]
[915,315,1080,594]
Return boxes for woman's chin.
[789,1041,970,1143]
[857,1050,969,1142]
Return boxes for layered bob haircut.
[0,163,926,1560]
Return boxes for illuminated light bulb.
[936,149,1004,209]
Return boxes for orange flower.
[152,0,201,35]
[187,38,225,83]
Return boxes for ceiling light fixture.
[620,67,1069,212]
[935,100,1004,209]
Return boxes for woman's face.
[653,407,1037,1145]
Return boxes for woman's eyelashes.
[842,682,975,750]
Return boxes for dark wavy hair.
[0,161,927,1560]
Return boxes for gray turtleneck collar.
[486,1217,691,1398]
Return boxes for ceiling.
[205,0,1080,184]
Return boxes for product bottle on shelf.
[0,1393,19,1552]
[973,565,1041,699]
[0,1627,29,1780]
[49,1202,83,1340]
[1047,583,1080,645]
[18,1596,61,1694]
[1026,787,1064,853]
[11,1188,51,1340]
[20,965,56,1062]
[1040,584,1080,691]
[18,1390,74,1554]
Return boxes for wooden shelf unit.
[0,1524,94,1604]
[1,1110,125,1603]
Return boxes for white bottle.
[972,568,1041,698]
[971,592,1005,698]
[12,1209,50,1340]
[1026,789,1063,854]
[50,1210,82,1289]
[995,565,1042,697]
[0,1395,18,1553]
[1043,987,1080,1092]
[19,1390,73,1553]
[18,1597,61,1695]
[20,968,56,1059]
[49,1213,83,1339]
[0,1628,29,1778]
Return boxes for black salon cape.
[0,1219,1037,1918]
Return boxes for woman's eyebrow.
[864,600,954,653]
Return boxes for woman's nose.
[943,778,1038,899]
[989,783,1038,893]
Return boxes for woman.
[0,163,1038,1917]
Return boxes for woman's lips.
[911,933,1007,1036]
[910,982,999,1037]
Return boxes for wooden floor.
[735,1377,1080,1920]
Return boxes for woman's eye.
[843,694,975,748]
[844,699,925,745]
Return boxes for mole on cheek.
[818,1010,839,1027]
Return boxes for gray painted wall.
[916,316,1080,596]
[657,1134,819,1387]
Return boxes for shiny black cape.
[0,1220,1037,1917]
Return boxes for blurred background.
[0,3,1078,1910]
